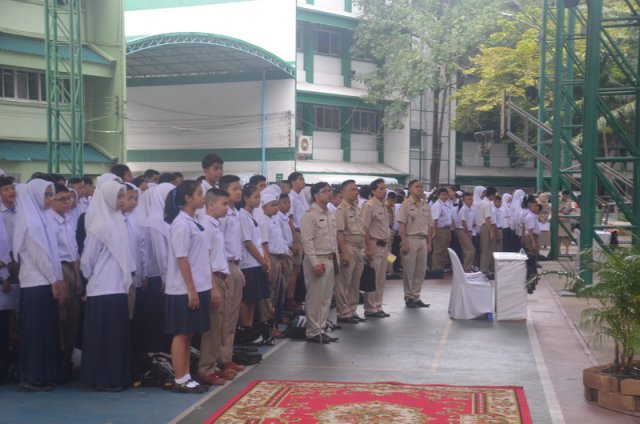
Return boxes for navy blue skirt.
[133,276,171,353]
[241,266,270,301]
[164,290,211,335]
[19,285,60,385]
[81,294,132,388]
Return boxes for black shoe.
[93,385,124,393]
[380,311,390,317]
[17,383,54,392]
[415,300,431,308]
[171,380,208,394]
[307,334,329,344]
[324,334,339,343]
[486,273,495,280]
[352,314,367,322]
[337,316,360,324]
[364,311,387,318]
[405,299,417,308]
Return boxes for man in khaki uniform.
[398,179,432,308]
[335,180,366,324]
[300,182,339,343]
[361,178,391,318]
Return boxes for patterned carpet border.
[205,379,533,424]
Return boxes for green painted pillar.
[340,107,351,162]
[562,8,576,175]
[536,0,549,192]
[549,1,565,260]
[303,23,315,84]
[341,30,353,88]
[634,14,640,243]
[580,0,603,284]
[344,0,352,13]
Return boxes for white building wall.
[296,52,306,82]
[383,114,410,174]
[127,79,295,151]
[311,0,346,12]
[351,133,376,151]
[314,55,343,87]
[351,60,377,89]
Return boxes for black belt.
[317,253,336,260]
[272,254,288,259]
[227,259,240,265]
[375,239,387,247]
[61,261,74,266]
[213,271,227,279]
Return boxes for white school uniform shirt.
[17,211,61,289]
[78,197,90,213]
[430,199,452,227]
[0,203,16,253]
[198,214,230,275]
[288,190,304,230]
[0,217,11,281]
[259,213,288,255]
[124,213,143,287]
[219,207,242,262]
[166,211,212,295]
[145,227,169,281]
[458,204,475,234]
[524,210,541,236]
[239,208,264,269]
[327,203,337,214]
[276,210,293,248]
[475,198,493,227]
[48,210,79,263]
[81,234,133,296]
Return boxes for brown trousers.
[402,235,428,302]
[198,276,225,376]
[431,227,452,271]
[455,229,476,271]
[479,225,495,274]
[219,262,244,364]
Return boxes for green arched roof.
[126,32,295,85]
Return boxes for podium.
[493,252,528,321]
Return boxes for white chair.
[447,248,494,320]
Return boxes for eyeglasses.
[54,197,72,203]
[319,188,332,194]
[44,192,54,198]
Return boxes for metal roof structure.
[126,32,295,83]
[0,32,111,65]
[0,141,113,163]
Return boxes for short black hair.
[174,172,184,179]
[205,187,229,204]
[287,172,303,184]
[83,176,94,185]
[30,172,55,183]
[219,174,240,192]
[0,177,13,188]
[370,178,385,192]
[249,174,267,185]
[310,182,330,201]
[110,164,131,179]
[561,189,570,196]
[341,179,356,191]
[143,169,160,180]
[54,183,69,194]
[278,193,290,200]
[158,172,177,184]
[387,191,397,200]
[359,185,371,199]
[462,191,473,199]
[131,176,146,188]
[67,177,83,186]
[332,187,342,196]
[407,179,421,188]
[485,186,498,197]
[437,187,448,196]
[52,174,66,184]
[201,153,224,169]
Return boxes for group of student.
[0,154,565,395]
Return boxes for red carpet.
[205,380,532,423]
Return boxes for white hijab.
[472,186,486,210]
[143,182,174,238]
[501,193,512,218]
[85,179,131,289]
[13,179,62,280]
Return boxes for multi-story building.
[124,0,457,186]
[0,0,126,180]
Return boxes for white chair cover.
[447,248,494,320]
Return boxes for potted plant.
[564,242,640,413]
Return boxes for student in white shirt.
[136,182,175,356]
[123,183,143,320]
[163,180,211,394]
[200,153,224,193]
[430,188,453,272]
[257,190,289,341]
[80,179,132,392]
[49,184,82,382]
[237,184,270,336]
[510,189,526,251]
[196,188,228,385]
[286,172,305,313]
[475,186,497,277]
[455,192,477,272]
[14,179,63,392]
[216,175,247,375]
[277,194,294,310]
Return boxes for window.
[0,67,49,102]
[315,28,340,56]
[315,106,340,131]
[352,110,378,134]
[296,103,304,131]
[410,129,423,149]
[296,25,303,51]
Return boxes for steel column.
[536,0,550,192]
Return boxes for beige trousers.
[431,227,451,271]
[364,244,388,314]
[219,262,244,364]
[402,235,428,302]
[198,276,225,376]
[455,229,476,271]
[303,256,335,338]
[479,225,494,274]
[335,243,364,319]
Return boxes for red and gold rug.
[205,380,532,423]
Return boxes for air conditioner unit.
[297,135,313,156]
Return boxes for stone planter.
[584,364,640,414]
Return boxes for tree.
[353,0,504,186]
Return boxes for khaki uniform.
[398,197,431,302]
[335,200,365,319]
[361,197,391,314]
[198,274,225,376]
[219,262,243,364]
[300,203,338,338]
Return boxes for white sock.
[175,374,190,385]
